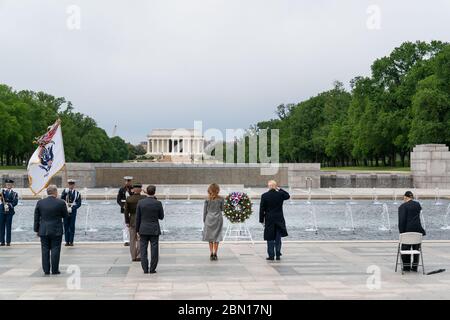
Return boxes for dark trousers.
[139,235,159,272]
[401,244,421,271]
[64,212,77,244]
[267,228,282,258]
[0,213,13,244]
[40,235,63,274]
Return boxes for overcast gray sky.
[1,0,449,143]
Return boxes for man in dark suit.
[259,180,290,261]
[34,185,69,275]
[61,179,82,247]
[136,185,164,274]
[398,191,426,272]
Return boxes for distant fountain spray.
[378,203,391,231]
[84,204,97,234]
[101,187,111,205]
[327,187,335,205]
[434,188,443,206]
[372,188,382,205]
[82,187,89,205]
[348,190,357,205]
[161,202,169,234]
[392,190,399,205]
[441,204,450,230]
[288,186,295,205]
[305,203,319,233]
[339,203,355,232]
[12,210,24,232]
[306,186,312,205]
[420,209,427,231]
[17,191,23,206]
[185,186,192,204]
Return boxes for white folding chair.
[395,232,425,275]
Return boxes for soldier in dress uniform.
[0,179,19,246]
[124,183,147,261]
[117,176,134,246]
[61,179,82,247]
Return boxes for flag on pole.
[27,119,66,195]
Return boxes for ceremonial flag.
[27,119,66,194]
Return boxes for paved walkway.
[1,242,450,300]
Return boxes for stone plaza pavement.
[1,241,450,300]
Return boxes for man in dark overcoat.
[259,180,290,260]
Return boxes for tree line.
[253,41,450,167]
[0,86,145,166]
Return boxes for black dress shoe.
[210,254,214,261]
[6,243,10,246]
[69,243,74,247]
[143,270,149,274]
[276,256,281,261]
[266,257,274,261]
[150,270,157,274]
[124,242,130,247]
[52,271,61,275]
[65,243,70,247]
[0,243,5,247]
[213,254,218,261]
[44,272,50,276]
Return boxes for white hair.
[46,185,58,195]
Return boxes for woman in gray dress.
[203,183,224,261]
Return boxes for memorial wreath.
[223,192,253,223]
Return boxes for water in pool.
[10,199,450,242]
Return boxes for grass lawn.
[321,166,411,172]
[0,166,26,170]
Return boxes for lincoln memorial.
[146,129,205,162]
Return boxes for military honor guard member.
[124,183,147,261]
[117,176,134,246]
[0,179,19,246]
[61,179,82,247]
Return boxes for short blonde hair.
[268,180,278,188]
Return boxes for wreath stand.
[223,222,254,244]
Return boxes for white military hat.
[67,179,76,184]
[123,176,133,180]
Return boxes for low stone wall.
[0,170,62,188]
[320,172,413,188]
[11,154,450,189]
[94,163,292,188]
[411,144,450,188]
[0,163,322,189]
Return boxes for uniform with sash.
[0,188,18,245]
[61,188,82,245]
[125,193,147,260]
[117,185,134,244]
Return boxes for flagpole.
[64,164,69,186]
[61,118,68,187]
